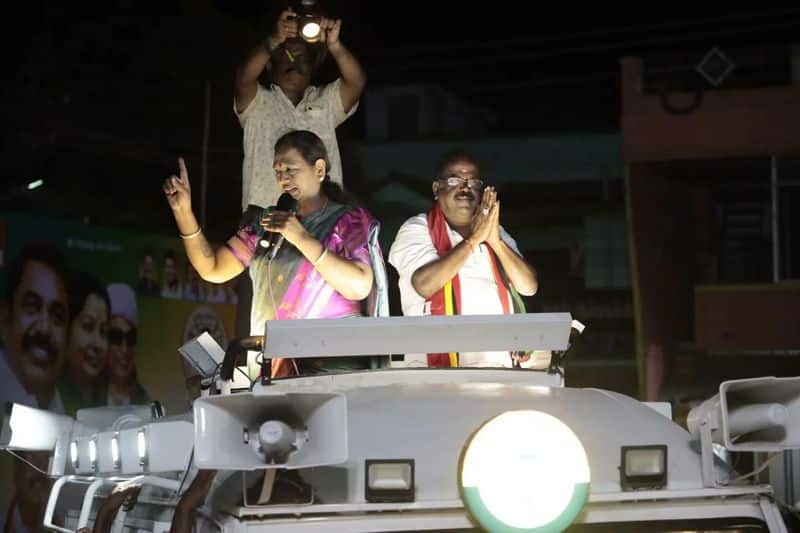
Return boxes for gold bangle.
[180,228,202,240]
[312,247,329,267]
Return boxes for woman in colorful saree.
[163,129,386,378]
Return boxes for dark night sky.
[2,2,799,236]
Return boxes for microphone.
[261,192,297,260]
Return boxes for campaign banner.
[0,212,236,531]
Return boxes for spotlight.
[1,403,74,451]
[178,332,225,380]
[620,445,667,490]
[458,410,590,532]
[365,459,415,503]
[120,419,192,474]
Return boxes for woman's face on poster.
[67,293,109,379]
[107,315,137,383]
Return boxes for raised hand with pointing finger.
[162,157,192,213]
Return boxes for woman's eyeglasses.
[438,176,484,190]
[108,327,137,347]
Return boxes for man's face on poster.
[141,254,156,282]
[163,257,177,284]
[4,259,68,395]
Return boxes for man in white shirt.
[234,7,366,211]
[388,151,539,368]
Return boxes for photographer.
[233,3,366,212]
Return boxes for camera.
[289,0,322,43]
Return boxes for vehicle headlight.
[458,410,590,532]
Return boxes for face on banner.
[164,256,177,284]
[4,256,69,403]
[66,293,109,380]
[0,215,239,532]
[108,316,137,385]
[141,253,157,283]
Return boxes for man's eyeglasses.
[438,176,484,190]
[108,327,137,347]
